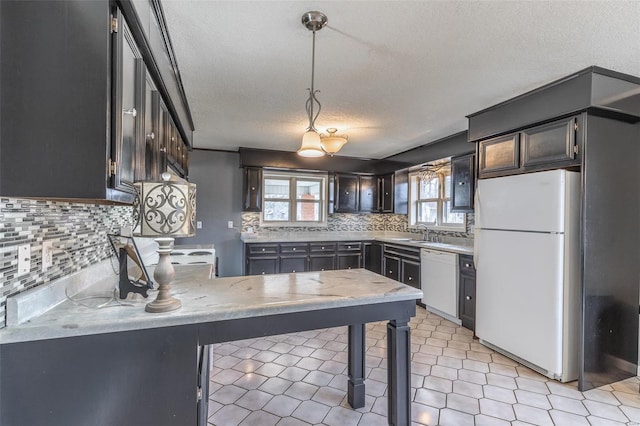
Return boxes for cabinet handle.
[251,187,256,191]
[261,271,265,275]
[321,268,325,271]
[348,266,352,269]
[123,108,137,117]
[408,276,413,281]
[321,246,325,250]
[385,192,389,195]
[146,132,155,141]
[459,182,465,186]
[466,296,472,300]
[347,245,351,249]
[261,248,265,252]
[389,270,393,274]
[345,191,349,195]
[465,263,471,267]
[292,270,296,273]
[293,248,296,251]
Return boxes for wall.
[0,198,132,329]
[176,150,243,277]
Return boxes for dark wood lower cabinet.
[364,242,383,274]
[338,253,361,270]
[401,259,420,290]
[309,254,336,272]
[384,255,400,281]
[458,255,476,332]
[247,257,277,275]
[280,256,307,273]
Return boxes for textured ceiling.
[162,0,640,159]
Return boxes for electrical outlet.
[227,221,234,229]
[196,221,203,229]
[42,241,54,271]
[17,244,30,276]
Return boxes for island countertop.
[0,267,423,345]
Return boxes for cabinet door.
[243,167,263,212]
[521,117,577,168]
[335,174,358,212]
[380,174,394,213]
[358,175,378,212]
[384,255,400,281]
[364,242,383,275]
[451,154,475,212]
[112,14,143,194]
[309,254,335,272]
[338,254,361,270]
[459,273,476,332]
[478,133,520,177]
[279,256,308,273]
[458,255,476,331]
[401,259,421,289]
[145,83,163,180]
[247,257,277,275]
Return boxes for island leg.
[387,318,411,426]
[347,323,366,408]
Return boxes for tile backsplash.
[0,198,132,329]
[242,212,474,238]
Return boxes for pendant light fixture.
[297,11,348,157]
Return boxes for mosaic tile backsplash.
[242,212,474,238]
[0,198,132,329]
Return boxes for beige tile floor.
[207,306,640,426]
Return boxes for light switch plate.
[17,244,30,276]
[197,221,203,229]
[227,221,234,229]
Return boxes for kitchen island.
[0,266,422,426]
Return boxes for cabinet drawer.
[248,244,279,255]
[479,133,520,176]
[458,255,475,275]
[280,243,309,254]
[337,242,361,252]
[310,243,336,253]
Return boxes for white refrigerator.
[475,169,580,382]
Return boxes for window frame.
[408,167,466,231]
[261,170,328,227]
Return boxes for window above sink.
[407,162,466,231]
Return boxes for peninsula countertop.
[0,267,423,345]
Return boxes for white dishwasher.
[421,249,460,324]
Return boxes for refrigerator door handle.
[473,189,481,268]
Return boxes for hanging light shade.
[320,128,348,156]
[298,129,325,157]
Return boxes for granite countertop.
[242,231,474,255]
[0,267,423,345]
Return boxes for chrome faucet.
[416,223,430,241]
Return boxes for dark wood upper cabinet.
[0,1,192,201]
[451,153,475,212]
[521,116,578,168]
[112,16,145,193]
[335,174,359,213]
[478,133,520,178]
[243,167,263,212]
[380,174,394,213]
[394,170,409,215]
[358,175,378,213]
[478,116,580,179]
